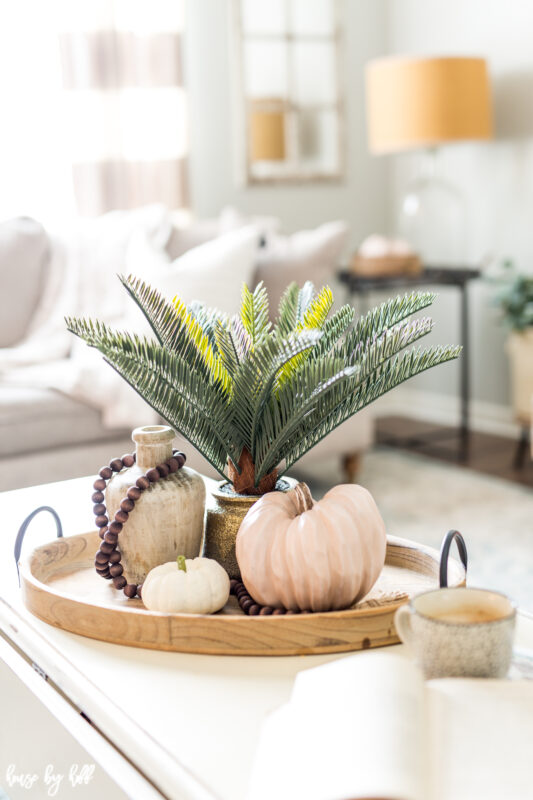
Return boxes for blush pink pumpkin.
[236,482,387,612]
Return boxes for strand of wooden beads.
[230,580,301,616]
[92,449,186,599]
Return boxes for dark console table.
[338,266,481,461]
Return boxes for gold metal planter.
[204,478,296,578]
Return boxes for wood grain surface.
[20,532,465,656]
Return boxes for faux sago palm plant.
[66,276,460,495]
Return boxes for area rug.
[295,447,533,612]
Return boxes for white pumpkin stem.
[177,555,187,572]
[293,482,314,514]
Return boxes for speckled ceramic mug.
[395,587,516,679]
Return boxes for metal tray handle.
[439,529,468,588]
[14,506,63,585]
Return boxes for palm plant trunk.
[227,449,278,495]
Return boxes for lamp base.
[398,150,467,267]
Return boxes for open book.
[248,651,533,800]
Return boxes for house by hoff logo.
[5,764,95,796]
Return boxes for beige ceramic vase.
[106,425,206,587]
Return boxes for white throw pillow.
[257,220,348,271]
[0,217,50,347]
[165,206,280,260]
[254,220,349,314]
[217,206,280,239]
[126,224,260,318]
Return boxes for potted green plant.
[497,270,533,442]
[67,276,460,575]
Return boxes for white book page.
[248,652,427,800]
[426,679,533,800]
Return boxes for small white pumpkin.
[142,555,230,614]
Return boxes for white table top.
[1,476,532,800]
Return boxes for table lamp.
[365,56,493,265]
[249,99,286,162]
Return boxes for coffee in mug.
[394,587,516,679]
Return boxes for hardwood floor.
[376,416,533,489]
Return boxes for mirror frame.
[232,0,345,185]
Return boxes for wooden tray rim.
[19,531,465,626]
[19,532,466,655]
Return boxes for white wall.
[184,0,389,251]
[185,0,531,427]
[386,0,533,414]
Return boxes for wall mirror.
[235,0,343,184]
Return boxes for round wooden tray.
[19,531,465,656]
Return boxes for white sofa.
[0,212,373,491]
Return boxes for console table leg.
[459,282,470,462]
[513,426,530,470]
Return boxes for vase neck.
[132,425,175,471]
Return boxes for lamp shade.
[366,56,493,154]
[249,99,286,161]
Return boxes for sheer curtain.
[0,2,76,225]
[58,0,188,216]
[0,0,188,224]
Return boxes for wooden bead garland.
[229,580,311,616]
[92,449,187,599]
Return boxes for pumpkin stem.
[293,482,314,514]
[177,555,187,572]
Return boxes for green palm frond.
[297,285,333,331]
[230,316,252,361]
[64,317,241,476]
[231,329,322,459]
[254,358,359,481]
[120,274,231,394]
[296,281,315,324]
[337,291,436,361]
[251,309,447,480]
[171,296,232,394]
[119,274,177,347]
[240,282,271,348]
[276,283,333,386]
[280,344,461,474]
[274,283,301,339]
[214,320,241,379]
[66,278,461,491]
[353,315,434,381]
[188,301,230,349]
[310,305,356,358]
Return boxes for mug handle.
[439,529,468,588]
[394,605,414,650]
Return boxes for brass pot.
[204,477,297,578]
